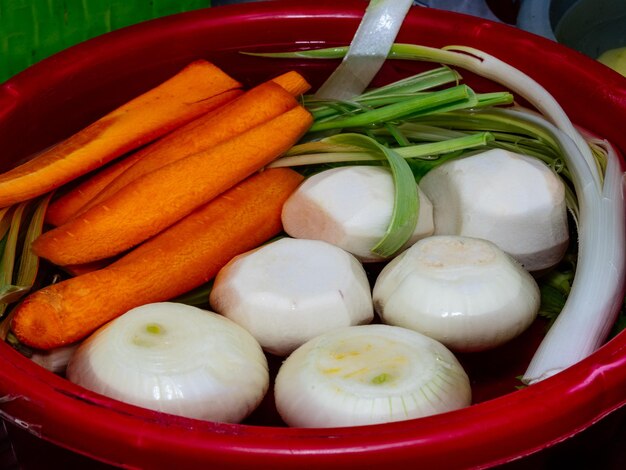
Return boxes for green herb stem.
[310,85,477,132]
[269,132,493,169]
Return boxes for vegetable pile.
[0,3,625,429]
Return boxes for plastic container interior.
[0,1,625,468]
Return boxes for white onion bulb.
[373,235,540,352]
[66,302,269,423]
[274,324,471,428]
[419,148,569,272]
[281,166,434,262]
[210,238,373,356]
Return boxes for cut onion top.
[274,323,471,428]
[67,302,269,423]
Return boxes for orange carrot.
[269,70,311,96]
[0,60,242,208]
[45,71,310,226]
[44,157,139,227]
[44,89,243,227]
[61,259,116,277]
[32,105,312,266]
[70,79,309,218]
[12,168,304,350]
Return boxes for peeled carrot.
[0,60,242,208]
[43,89,243,227]
[70,77,309,218]
[76,84,297,213]
[269,70,311,96]
[32,105,312,266]
[12,168,304,350]
[61,259,115,277]
[44,157,140,227]
[45,71,310,226]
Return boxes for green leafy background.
[0,0,212,83]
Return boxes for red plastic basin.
[0,1,625,468]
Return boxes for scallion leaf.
[310,85,478,132]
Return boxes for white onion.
[274,324,471,428]
[30,344,78,375]
[373,235,540,352]
[209,238,374,356]
[419,148,569,272]
[281,166,434,262]
[67,302,269,423]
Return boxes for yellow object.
[597,46,626,76]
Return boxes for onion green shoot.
[0,204,28,311]
[305,66,461,120]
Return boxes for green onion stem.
[357,66,460,98]
[310,85,476,132]
[369,146,419,257]
[269,132,493,169]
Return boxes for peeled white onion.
[373,235,540,352]
[281,166,434,262]
[66,302,269,423]
[274,324,471,428]
[209,237,373,356]
[419,148,569,272]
